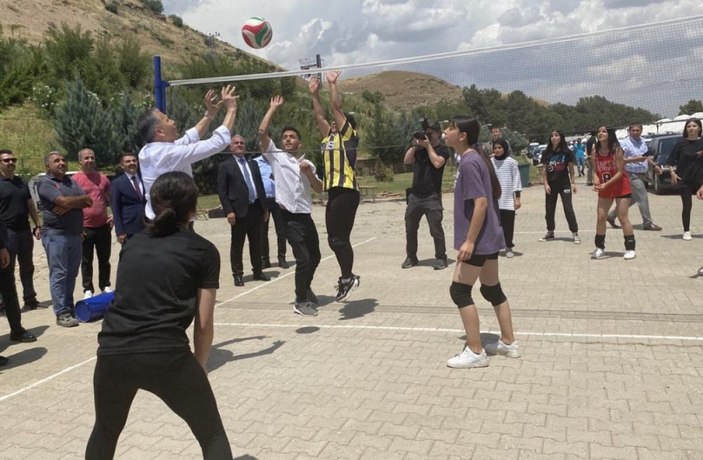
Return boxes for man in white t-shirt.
[258,96,323,316]
[136,86,238,221]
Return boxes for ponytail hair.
[147,171,198,237]
[452,116,502,199]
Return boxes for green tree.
[54,78,121,166]
[679,100,703,116]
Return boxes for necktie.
[238,158,257,203]
[131,175,142,199]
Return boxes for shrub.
[169,14,183,28]
[374,163,394,182]
[105,1,118,14]
[141,0,163,14]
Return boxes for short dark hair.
[119,152,138,162]
[147,171,198,237]
[136,108,160,147]
[345,113,357,130]
[0,149,13,156]
[628,123,643,130]
[281,126,301,140]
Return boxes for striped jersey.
[321,120,359,191]
[491,155,522,211]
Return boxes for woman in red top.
[592,126,636,260]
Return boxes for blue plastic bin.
[75,291,115,322]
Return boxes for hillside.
[0,0,271,73]
[338,71,464,111]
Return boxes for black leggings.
[499,209,516,249]
[326,187,360,279]
[679,186,692,232]
[544,183,578,233]
[86,351,232,460]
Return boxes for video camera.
[412,118,434,140]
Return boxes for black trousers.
[86,351,232,460]
[679,186,693,232]
[499,209,516,249]
[404,192,446,260]
[230,204,264,276]
[281,210,321,302]
[261,198,287,261]
[0,255,24,334]
[7,228,37,303]
[326,188,360,279]
[544,183,578,233]
[81,224,112,292]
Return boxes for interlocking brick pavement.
[1,175,702,459]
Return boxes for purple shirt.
[453,151,505,254]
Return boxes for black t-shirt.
[411,144,450,197]
[97,227,220,355]
[0,176,31,231]
[541,149,575,185]
[668,138,703,188]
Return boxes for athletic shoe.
[683,231,692,241]
[698,266,703,277]
[447,347,489,369]
[336,275,360,302]
[293,301,318,316]
[56,313,79,327]
[573,233,581,244]
[433,258,448,270]
[623,250,636,260]
[401,257,418,269]
[591,248,605,259]
[484,340,520,358]
[607,216,620,229]
[539,232,555,242]
[83,290,93,300]
[642,223,662,231]
[505,249,515,258]
[102,286,113,294]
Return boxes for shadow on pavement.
[1,347,48,370]
[338,298,378,321]
[208,337,285,372]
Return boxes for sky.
[162,0,703,118]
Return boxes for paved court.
[1,175,702,459]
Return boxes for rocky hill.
[0,0,271,72]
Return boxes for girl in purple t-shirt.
[443,117,519,369]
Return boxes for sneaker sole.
[496,350,521,358]
[293,306,317,316]
[447,359,490,369]
[336,277,360,302]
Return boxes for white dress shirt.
[261,139,317,214]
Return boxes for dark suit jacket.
[217,156,267,217]
[110,173,146,237]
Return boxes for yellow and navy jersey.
[321,120,359,191]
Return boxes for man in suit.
[110,152,146,244]
[217,134,270,287]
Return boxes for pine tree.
[53,77,120,166]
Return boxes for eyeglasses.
[1,158,17,164]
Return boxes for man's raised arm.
[259,96,284,150]
[308,77,330,137]
[326,71,348,129]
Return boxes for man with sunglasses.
[0,149,38,343]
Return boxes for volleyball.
[241,17,273,49]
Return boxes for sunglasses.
[1,158,17,164]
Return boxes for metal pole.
[153,56,169,112]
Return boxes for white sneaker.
[683,231,692,241]
[447,347,489,369]
[591,248,605,259]
[83,290,93,300]
[623,250,636,260]
[102,286,113,294]
[573,233,581,244]
[484,340,521,358]
[505,249,514,258]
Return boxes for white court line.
[216,237,377,305]
[0,356,96,403]
[214,322,703,342]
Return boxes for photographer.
[402,119,450,270]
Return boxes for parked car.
[645,134,680,194]
[532,144,547,166]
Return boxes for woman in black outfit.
[539,130,580,243]
[86,172,232,459]
[668,118,703,241]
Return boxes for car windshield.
[655,138,678,164]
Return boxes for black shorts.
[616,193,632,199]
[461,251,499,267]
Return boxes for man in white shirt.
[136,86,238,220]
[259,96,323,316]
[606,123,662,231]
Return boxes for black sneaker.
[23,298,40,310]
[278,257,290,269]
[306,287,319,306]
[539,232,555,242]
[336,275,360,302]
[401,257,418,269]
[293,301,318,316]
[433,258,448,270]
[56,313,79,328]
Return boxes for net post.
[153,55,170,112]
